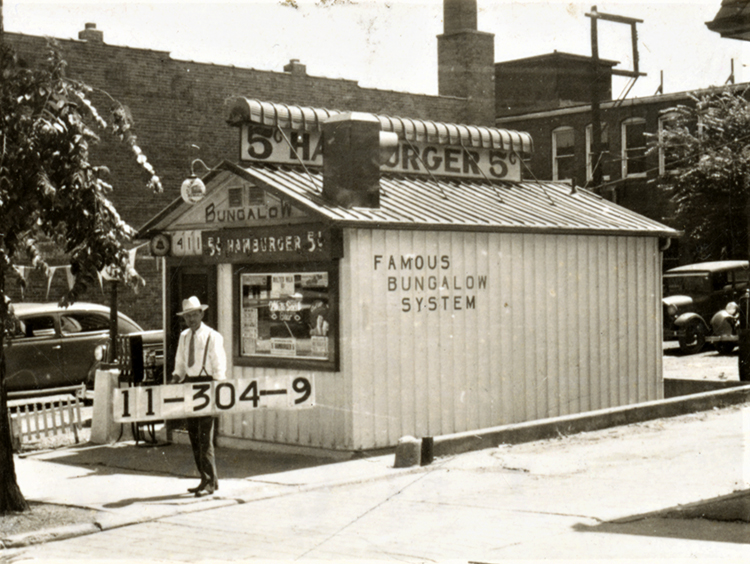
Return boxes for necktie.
[188,331,195,367]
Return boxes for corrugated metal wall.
[218,263,351,450]
[343,228,663,450]
[220,228,663,451]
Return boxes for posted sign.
[113,376,315,423]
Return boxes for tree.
[652,87,750,261]
[0,41,161,513]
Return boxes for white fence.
[8,385,85,449]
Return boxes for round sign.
[150,234,171,257]
[181,176,206,204]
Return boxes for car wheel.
[678,319,707,355]
[716,342,736,355]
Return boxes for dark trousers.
[186,416,218,489]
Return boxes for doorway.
[165,263,217,378]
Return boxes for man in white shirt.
[171,296,226,497]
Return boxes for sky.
[3,0,749,100]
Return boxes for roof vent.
[79,23,103,43]
[283,59,307,77]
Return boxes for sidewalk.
[11,433,406,538]
[5,388,750,560]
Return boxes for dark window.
[228,188,244,208]
[663,274,710,297]
[586,123,610,182]
[553,127,575,181]
[622,118,648,177]
[17,315,56,338]
[247,186,265,205]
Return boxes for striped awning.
[227,98,534,156]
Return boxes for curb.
[2,522,101,549]
[431,383,750,458]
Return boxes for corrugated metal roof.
[227,98,534,156]
[707,0,750,40]
[228,163,678,237]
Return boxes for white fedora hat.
[176,296,209,316]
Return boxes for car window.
[734,269,749,290]
[712,272,729,291]
[664,274,710,296]
[16,315,57,338]
[117,316,141,333]
[61,312,109,334]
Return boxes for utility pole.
[585,6,645,195]
[589,8,603,190]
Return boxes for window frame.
[232,260,340,372]
[621,117,648,178]
[585,122,610,183]
[551,126,576,182]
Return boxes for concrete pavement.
[4,386,750,560]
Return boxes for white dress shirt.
[173,322,227,380]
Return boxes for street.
[663,341,742,382]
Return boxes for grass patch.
[0,501,98,538]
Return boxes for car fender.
[663,294,694,309]
[674,312,707,329]
[711,310,739,336]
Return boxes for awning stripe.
[228,98,534,155]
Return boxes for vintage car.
[3,302,163,393]
[663,260,749,354]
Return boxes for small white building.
[140,99,678,453]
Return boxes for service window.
[235,263,338,370]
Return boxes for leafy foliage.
[0,41,162,302]
[0,39,161,514]
[651,88,750,261]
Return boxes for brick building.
[5,8,489,328]
[494,51,749,268]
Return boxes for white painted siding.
[220,228,663,451]
[343,229,662,449]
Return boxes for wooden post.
[108,280,118,363]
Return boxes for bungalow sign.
[239,125,521,181]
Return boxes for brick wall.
[4,31,470,329]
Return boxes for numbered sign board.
[113,376,314,423]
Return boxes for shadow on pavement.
[574,490,750,544]
[25,440,338,480]
[103,492,199,508]
[575,516,750,544]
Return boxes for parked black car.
[663,260,749,354]
[4,302,163,393]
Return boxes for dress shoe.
[188,482,207,494]
[195,484,215,498]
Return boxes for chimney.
[284,59,307,77]
[322,113,397,209]
[437,0,495,125]
[78,23,103,43]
